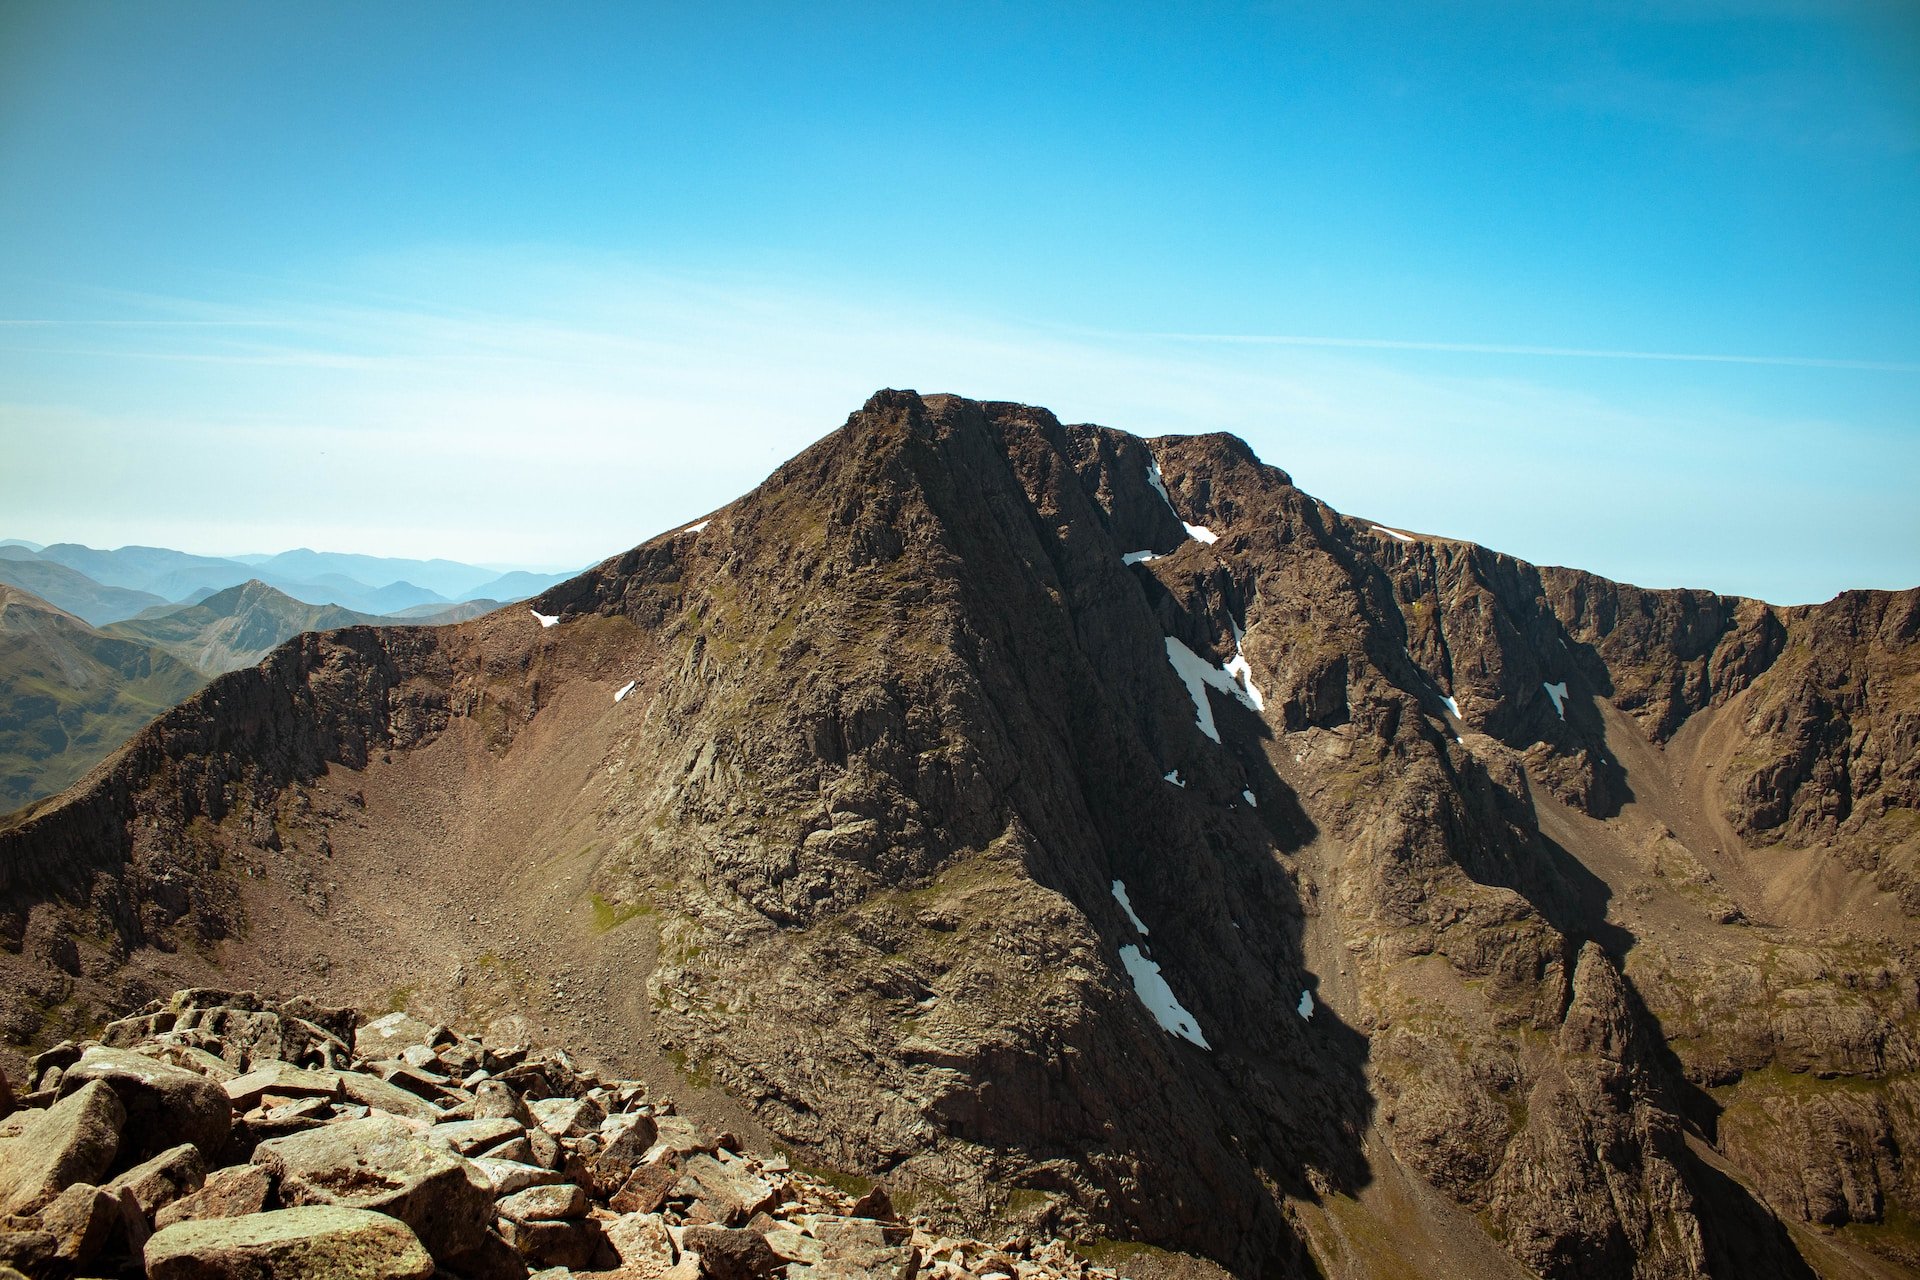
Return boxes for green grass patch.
[590,892,654,933]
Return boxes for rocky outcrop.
[0,988,1136,1280]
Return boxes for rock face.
[0,390,1916,1278]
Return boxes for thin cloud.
[1137,331,1920,373]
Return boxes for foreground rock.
[144,1206,435,1280]
[0,989,1128,1280]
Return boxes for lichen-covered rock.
[57,1045,231,1163]
[0,1079,122,1216]
[252,1114,493,1262]
[144,1205,435,1280]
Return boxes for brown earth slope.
[1,391,1916,1280]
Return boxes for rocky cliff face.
[1,391,1915,1280]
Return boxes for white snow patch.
[1122,550,1160,565]
[1119,945,1210,1048]
[1163,769,1185,787]
[1297,989,1315,1020]
[531,610,560,628]
[1543,681,1569,718]
[680,520,710,535]
[1145,457,1178,512]
[1165,637,1261,742]
[614,680,636,703]
[1371,524,1414,543]
[1111,880,1150,935]
[1224,619,1265,710]
[1242,789,1257,807]
[1441,695,1460,719]
[1146,454,1221,546]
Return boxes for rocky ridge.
[1,986,1115,1280]
[0,391,1916,1278]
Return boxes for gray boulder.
[145,1205,434,1279]
[252,1113,492,1262]
[57,1046,232,1163]
[0,1080,123,1216]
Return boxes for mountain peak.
[0,392,1915,1279]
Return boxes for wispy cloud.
[0,251,1913,603]
[1135,331,1920,373]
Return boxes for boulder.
[680,1225,784,1280]
[577,1113,661,1196]
[336,1071,441,1122]
[611,1162,681,1214]
[355,1012,436,1061]
[105,1141,207,1218]
[32,1182,116,1268]
[497,1182,588,1223]
[528,1095,605,1138]
[225,1061,343,1110]
[144,1205,435,1280]
[471,1158,565,1197]
[0,1231,55,1274]
[57,1046,231,1163]
[605,1211,677,1275]
[673,1153,776,1227]
[428,1117,524,1155]
[252,1113,492,1262]
[498,1216,611,1270]
[154,1163,274,1230]
[0,1079,123,1215]
[472,1079,534,1125]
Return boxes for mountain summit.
[2,391,1915,1279]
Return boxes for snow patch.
[614,680,636,703]
[1225,619,1265,710]
[1242,789,1257,807]
[531,610,560,628]
[1441,695,1460,719]
[1165,637,1260,743]
[1111,880,1150,935]
[1297,989,1314,1020]
[1122,550,1160,565]
[1163,769,1186,787]
[1543,681,1569,718]
[680,520,710,535]
[1119,945,1209,1048]
[1371,524,1414,543]
[1146,454,1221,547]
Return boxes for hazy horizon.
[3,2,1916,605]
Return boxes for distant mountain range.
[0,585,206,812]
[0,549,557,811]
[0,541,576,622]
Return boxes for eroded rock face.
[0,390,1915,1278]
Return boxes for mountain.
[1,391,1914,1280]
[381,598,503,624]
[248,548,502,601]
[103,580,390,676]
[0,584,205,814]
[3,542,571,615]
[0,556,169,626]
[0,539,44,552]
[462,568,574,602]
[33,542,255,597]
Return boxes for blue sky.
[0,1,1915,601]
